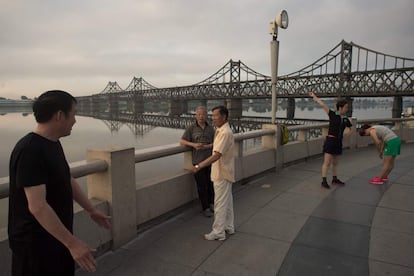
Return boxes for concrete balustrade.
[87,147,137,249]
[1,117,414,274]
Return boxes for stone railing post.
[349,117,358,149]
[262,124,281,170]
[298,129,307,142]
[86,147,136,249]
[322,127,329,137]
[234,140,243,158]
[183,151,193,170]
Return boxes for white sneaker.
[225,228,235,235]
[204,231,225,241]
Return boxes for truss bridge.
[77,40,414,119]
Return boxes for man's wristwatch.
[195,164,200,169]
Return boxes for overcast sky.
[1,0,413,99]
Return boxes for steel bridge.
[90,40,414,99]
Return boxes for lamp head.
[269,10,288,36]
[276,10,289,29]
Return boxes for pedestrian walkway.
[77,143,414,276]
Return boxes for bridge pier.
[199,99,208,109]
[169,99,183,116]
[132,93,144,114]
[109,94,119,114]
[287,98,295,119]
[181,100,188,114]
[94,95,107,113]
[87,97,93,112]
[148,100,163,113]
[392,96,403,118]
[226,98,243,119]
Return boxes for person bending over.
[358,124,401,184]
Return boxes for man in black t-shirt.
[8,90,111,276]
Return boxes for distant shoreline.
[0,99,33,109]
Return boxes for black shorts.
[10,239,74,276]
[323,136,343,155]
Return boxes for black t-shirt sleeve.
[345,118,352,127]
[15,145,48,189]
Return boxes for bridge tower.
[340,41,354,117]
[108,93,119,114]
[286,98,295,119]
[392,96,403,118]
[226,60,243,119]
[169,98,183,116]
[132,93,144,114]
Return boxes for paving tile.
[197,232,290,276]
[378,184,414,212]
[286,179,334,198]
[232,201,261,228]
[101,252,194,276]
[394,174,414,186]
[239,208,308,242]
[277,244,368,276]
[295,217,370,258]
[312,198,376,226]
[272,166,320,181]
[142,221,222,268]
[328,178,385,206]
[369,260,414,276]
[260,173,303,192]
[233,175,288,207]
[263,191,323,216]
[371,207,414,235]
[370,228,414,268]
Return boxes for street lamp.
[269,10,289,124]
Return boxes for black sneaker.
[332,179,345,185]
[203,209,213,217]
[321,181,330,189]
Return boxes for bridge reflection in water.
[76,108,327,141]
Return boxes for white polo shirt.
[211,122,235,183]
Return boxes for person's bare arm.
[71,178,111,229]
[369,130,383,158]
[309,92,329,114]
[180,139,203,150]
[24,184,97,272]
[189,151,221,173]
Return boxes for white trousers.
[212,179,234,235]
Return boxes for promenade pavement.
[77,143,414,276]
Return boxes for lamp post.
[269,10,289,124]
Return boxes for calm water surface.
[0,103,397,228]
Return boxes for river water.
[0,97,412,228]
[0,101,399,178]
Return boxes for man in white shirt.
[190,105,235,241]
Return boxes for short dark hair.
[212,105,228,120]
[32,90,77,123]
[358,124,371,136]
[336,99,348,110]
